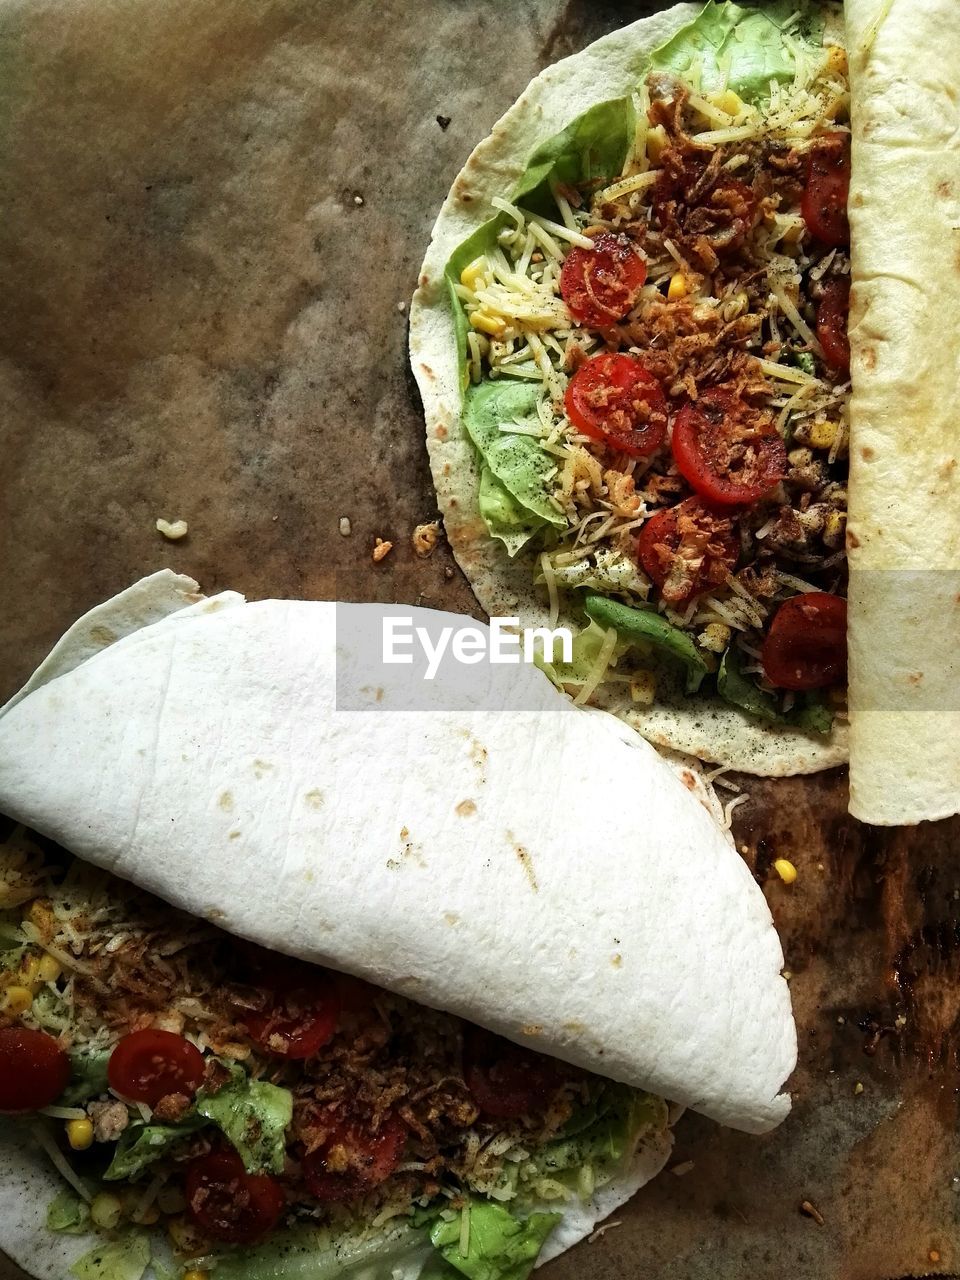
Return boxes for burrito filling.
[446,2,850,731]
[0,828,668,1279]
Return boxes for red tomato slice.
[671,388,787,507]
[559,232,647,328]
[565,353,667,457]
[636,498,739,604]
[0,1026,71,1113]
[817,277,851,373]
[186,1149,286,1245]
[462,1026,563,1121]
[244,985,340,1059]
[108,1029,205,1108]
[302,1112,407,1203]
[761,592,847,690]
[801,133,850,247]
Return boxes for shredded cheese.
[573,628,620,706]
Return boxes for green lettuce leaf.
[534,618,625,690]
[717,645,780,722]
[583,594,709,693]
[430,1202,560,1280]
[463,381,565,533]
[69,1235,150,1280]
[46,1189,91,1234]
[649,0,826,103]
[104,1115,206,1182]
[478,466,548,557]
[511,96,635,213]
[59,1049,111,1107]
[209,1223,433,1280]
[536,1087,662,1179]
[196,1061,293,1175]
[791,692,834,734]
[717,646,834,734]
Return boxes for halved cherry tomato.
[302,1112,407,1203]
[0,1027,71,1113]
[817,277,851,373]
[108,1028,205,1107]
[671,388,787,507]
[462,1026,563,1121]
[801,133,850,247]
[244,984,339,1060]
[559,232,647,328]
[761,592,847,690]
[564,353,667,457]
[636,498,739,604]
[185,1149,286,1244]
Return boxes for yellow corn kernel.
[698,622,732,654]
[774,858,798,886]
[646,124,668,164]
[469,309,506,338]
[823,509,846,545]
[1,986,33,1015]
[667,272,688,301]
[37,954,61,983]
[90,1192,123,1230]
[66,1118,94,1151]
[183,1271,210,1280]
[714,89,747,117]
[27,898,56,941]
[824,45,848,77]
[806,419,838,450]
[629,672,656,706]
[459,258,487,292]
[19,954,41,988]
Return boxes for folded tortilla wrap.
[846,0,960,824]
[0,570,795,1139]
[410,0,853,777]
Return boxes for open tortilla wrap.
[845,0,960,825]
[410,0,853,777]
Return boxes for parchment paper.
[1,0,958,1276]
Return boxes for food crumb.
[837,1016,845,1025]
[353,194,364,206]
[397,300,407,313]
[339,517,352,537]
[372,537,393,563]
[800,1200,825,1227]
[587,1220,622,1243]
[895,1014,907,1028]
[671,1161,695,1177]
[156,517,188,541]
[412,521,440,558]
[854,1081,863,1095]
[444,566,455,580]
[781,970,792,981]
[436,114,451,130]
[930,1251,941,1264]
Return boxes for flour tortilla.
[0,575,795,1134]
[845,0,960,824]
[0,575,793,1273]
[409,1,849,777]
